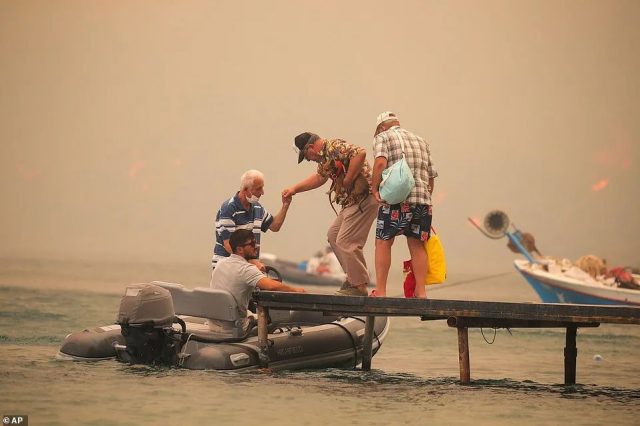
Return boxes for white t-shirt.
[210,254,264,316]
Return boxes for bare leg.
[407,237,427,298]
[374,238,394,296]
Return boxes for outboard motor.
[115,284,187,366]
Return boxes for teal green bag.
[379,131,415,204]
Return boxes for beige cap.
[376,111,399,126]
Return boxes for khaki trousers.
[327,195,378,286]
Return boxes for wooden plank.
[457,327,471,384]
[446,317,600,329]
[361,316,375,371]
[257,305,269,368]
[251,292,640,385]
[564,326,577,385]
[252,292,640,325]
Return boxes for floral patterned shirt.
[316,139,372,208]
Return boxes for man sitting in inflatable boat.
[210,229,305,322]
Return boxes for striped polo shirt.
[212,192,273,268]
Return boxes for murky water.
[1,259,638,425]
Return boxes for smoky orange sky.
[1,1,639,275]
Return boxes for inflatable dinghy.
[58,282,389,370]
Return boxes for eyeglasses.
[241,240,257,248]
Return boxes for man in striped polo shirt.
[212,170,292,276]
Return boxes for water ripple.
[0,335,65,345]
[0,309,65,320]
[266,369,640,403]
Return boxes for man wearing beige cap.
[283,132,378,296]
[371,111,438,298]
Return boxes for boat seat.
[151,281,243,322]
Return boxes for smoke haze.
[1,1,639,277]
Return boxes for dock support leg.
[457,327,471,384]
[564,326,577,385]
[257,305,270,368]
[361,316,375,371]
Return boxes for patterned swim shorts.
[375,203,433,241]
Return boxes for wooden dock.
[253,292,640,384]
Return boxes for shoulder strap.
[391,128,406,158]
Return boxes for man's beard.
[244,253,258,261]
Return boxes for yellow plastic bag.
[425,228,447,285]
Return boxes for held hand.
[282,193,293,205]
[282,187,296,199]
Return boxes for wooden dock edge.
[253,291,640,385]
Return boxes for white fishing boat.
[470,211,640,306]
[514,259,640,305]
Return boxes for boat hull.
[514,260,640,306]
[57,311,389,371]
